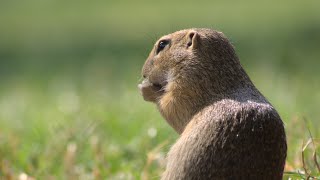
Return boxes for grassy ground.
[0,0,320,179]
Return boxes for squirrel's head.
[139,28,243,102]
[139,29,199,102]
[138,28,251,133]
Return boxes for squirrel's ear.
[187,31,199,49]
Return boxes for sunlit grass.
[0,75,176,178]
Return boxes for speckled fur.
[139,28,287,180]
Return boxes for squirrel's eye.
[157,40,169,54]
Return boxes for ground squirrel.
[138,28,287,179]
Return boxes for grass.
[0,0,320,179]
[0,78,175,179]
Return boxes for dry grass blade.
[303,139,313,151]
[313,151,320,173]
[302,139,312,179]
[304,118,320,174]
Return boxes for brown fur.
[138,28,287,179]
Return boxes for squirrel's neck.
[157,78,210,134]
[156,71,266,134]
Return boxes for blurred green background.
[0,0,319,179]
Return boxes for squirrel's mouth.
[151,82,165,92]
[138,78,168,102]
[139,78,167,93]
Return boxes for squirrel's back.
[163,99,286,180]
